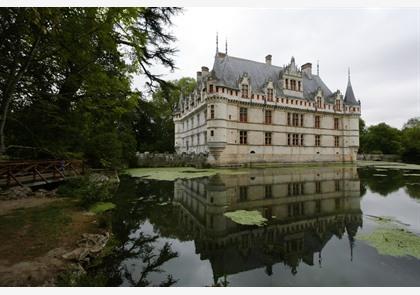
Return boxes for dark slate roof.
[211,54,334,101]
[344,78,359,105]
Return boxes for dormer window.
[316,97,322,108]
[267,88,273,101]
[335,99,341,111]
[285,79,289,89]
[241,84,249,98]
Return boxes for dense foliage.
[359,117,420,164]
[0,7,181,168]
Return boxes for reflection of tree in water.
[358,168,405,196]
[405,183,420,200]
[82,176,180,286]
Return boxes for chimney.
[201,66,209,77]
[301,63,312,77]
[265,54,272,65]
[196,71,202,81]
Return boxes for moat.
[89,165,420,286]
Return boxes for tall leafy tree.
[1,7,181,167]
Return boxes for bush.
[57,175,114,208]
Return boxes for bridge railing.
[0,159,85,187]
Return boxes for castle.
[173,44,361,166]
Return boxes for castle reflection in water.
[172,166,362,280]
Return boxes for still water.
[95,166,420,286]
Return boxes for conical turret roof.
[344,68,359,105]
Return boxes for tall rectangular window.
[265,132,272,145]
[239,107,248,122]
[287,113,291,126]
[315,181,321,194]
[300,114,304,127]
[300,134,304,146]
[265,110,272,124]
[334,136,339,147]
[315,115,320,128]
[335,180,341,192]
[210,105,214,119]
[239,186,248,201]
[317,97,322,108]
[209,85,214,93]
[287,134,291,146]
[265,185,273,199]
[334,118,339,130]
[240,130,247,144]
[293,113,299,126]
[315,135,321,147]
[267,88,273,101]
[241,84,249,98]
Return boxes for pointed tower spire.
[317,60,319,76]
[225,38,228,55]
[344,66,358,105]
[216,32,219,54]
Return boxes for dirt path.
[0,197,100,286]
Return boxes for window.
[241,84,249,98]
[210,130,214,137]
[287,113,291,126]
[239,186,248,201]
[287,134,291,146]
[335,99,341,111]
[334,136,339,147]
[293,134,299,146]
[287,183,305,196]
[315,115,320,128]
[210,105,215,119]
[315,181,321,194]
[298,81,301,91]
[239,107,248,122]
[316,97,322,108]
[285,79,289,89]
[292,113,299,126]
[300,134,304,146]
[209,85,214,93]
[335,180,340,192]
[300,114,304,127]
[265,110,272,124]
[267,88,273,101]
[265,185,273,199]
[265,132,272,145]
[334,118,339,130]
[240,130,247,144]
[315,135,321,147]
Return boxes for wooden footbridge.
[0,160,85,187]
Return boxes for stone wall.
[135,152,209,168]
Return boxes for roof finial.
[225,38,228,55]
[348,67,351,82]
[317,60,319,76]
[216,32,219,54]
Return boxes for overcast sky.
[132,7,420,129]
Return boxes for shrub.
[57,175,114,208]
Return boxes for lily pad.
[357,228,420,259]
[123,167,247,181]
[224,210,267,226]
[89,202,116,214]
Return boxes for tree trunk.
[0,36,41,155]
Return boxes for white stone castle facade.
[173,49,361,166]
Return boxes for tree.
[362,123,402,154]
[132,77,196,153]
[401,117,420,164]
[1,7,181,167]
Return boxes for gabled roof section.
[211,54,333,101]
[344,69,359,105]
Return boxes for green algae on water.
[357,228,420,259]
[89,202,116,214]
[123,167,248,181]
[224,210,267,226]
